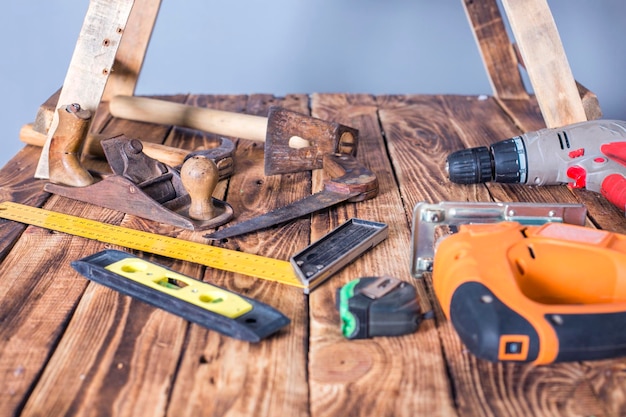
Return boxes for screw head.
[480,295,493,304]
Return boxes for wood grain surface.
[3,2,622,415]
[377,93,625,417]
[165,94,311,417]
[1,92,625,417]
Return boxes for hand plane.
[45,135,234,230]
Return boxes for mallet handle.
[110,95,269,141]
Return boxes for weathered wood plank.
[478,0,604,125]
[500,0,587,127]
[377,94,493,213]
[583,360,626,417]
[0,140,68,416]
[164,94,311,417]
[0,197,125,415]
[377,93,610,417]
[19,260,186,416]
[35,0,135,179]
[17,218,203,417]
[16,98,185,416]
[0,145,49,258]
[101,0,161,101]
[308,93,457,417]
[461,0,528,100]
[511,44,604,121]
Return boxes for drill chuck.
[447,137,527,184]
[446,146,493,184]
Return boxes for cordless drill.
[446,120,626,214]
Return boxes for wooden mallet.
[108,95,358,175]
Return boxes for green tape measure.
[337,276,428,339]
[0,201,303,288]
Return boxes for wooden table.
[1,92,625,417]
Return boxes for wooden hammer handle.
[109,95,269,142]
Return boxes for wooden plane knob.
[181,155,219,221]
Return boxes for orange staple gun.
[412,202,626,365]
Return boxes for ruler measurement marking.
[0,202,303,288]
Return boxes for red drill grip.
[601,174,626,214]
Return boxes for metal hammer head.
[264,106,358,176]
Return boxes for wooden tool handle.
[48,104,95,187]
[110,95,269,142]
[20,123,188,167]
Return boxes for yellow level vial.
[105,257,253,318]
[0,201,303,288]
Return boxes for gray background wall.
[1,1,624,169]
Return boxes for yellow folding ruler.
[0,201,303,288]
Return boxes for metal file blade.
[205,153,379,241]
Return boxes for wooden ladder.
[26,0,602,160]
[463,0,601,127]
